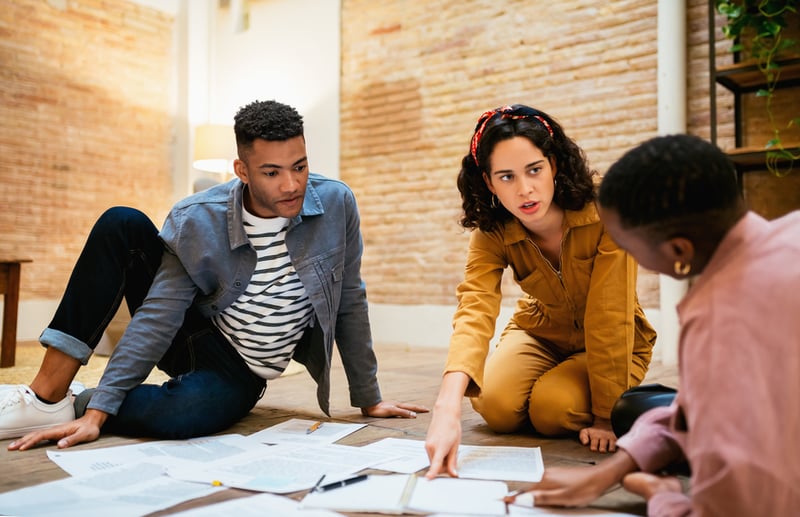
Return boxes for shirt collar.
[503,201,600,244]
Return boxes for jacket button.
[234,281,242,287]
[211,304,218,311]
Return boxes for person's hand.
[424,371,469,479]
[8,409,107,451]
[508,450,638,508]
[622,472,682,502]
[360,400,429,419]
[424,407,461,479]
[579,416,617,452]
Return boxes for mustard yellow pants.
[470,326,594,436]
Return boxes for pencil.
[306,421,322,434]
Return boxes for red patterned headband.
[469,105,554,166]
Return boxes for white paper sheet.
[458,444,545,482]
[247,418,366,445]
[0,462,220,517]
[47,433,266,477]
[356,438,544,482]
[359,437,430,473]
[168,492,346,516]
[300,474,508,515]
[167,442,394,493]
[507,505,639,516]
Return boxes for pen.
[306,421,322,434]
[503,488,524,504]
[315,474,368,492]
[503,490,534,507]
[310,474,326,493]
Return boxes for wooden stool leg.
[1,262,21,368]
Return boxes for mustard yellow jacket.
[445,202,656,418]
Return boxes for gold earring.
[673,261,691,276]
[491,195,498,209]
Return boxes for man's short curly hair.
[233,100,304,157]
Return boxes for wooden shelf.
[715,57,800,93]
[724,144,800,171]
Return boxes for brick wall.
[0,0,174,301]
[1,1,743,316]
[341,0,732,309]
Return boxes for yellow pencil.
[306,421,322,434]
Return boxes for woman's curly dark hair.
[457,105,596,233]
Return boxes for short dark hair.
[233,100,304,158]
[598,133,745,242]
[457,104,596,232]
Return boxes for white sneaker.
[0,385,75,440]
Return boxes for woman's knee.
[529,384,591,435]
[471,391,528,433]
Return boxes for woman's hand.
[579,416,617,452]
[509,450,638,508]
[424,371,470,479]
[424,404,462,479]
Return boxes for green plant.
[716,0,800,175]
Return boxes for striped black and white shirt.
[212,210,314,379]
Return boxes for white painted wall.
[368,303,663,363]
[202,0,341,181]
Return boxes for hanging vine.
[716,0,800,175]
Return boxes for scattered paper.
[169,492,346,516]
[507,505,639,516]
[458,444,544,482]
[359,437,430,473]
[0,462,220,517]
[168,442,395,493]
[47,433,265,477]
[300,474,508,515]
[247,418,366,445]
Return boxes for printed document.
[47,433,264,477]
[247,418,366,445]
[0,462,219,517]
[168,442,394,493]
[300,474,508,515]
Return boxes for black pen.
[315,474,368,492]
[310,474,326,493]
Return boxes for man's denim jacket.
[85,174,382,416]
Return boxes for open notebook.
[299,474,508,515]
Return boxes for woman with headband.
[425,104,657,478]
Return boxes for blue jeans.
[47,207,266,439]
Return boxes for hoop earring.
[490,195,498,209]
[673,261,691,276]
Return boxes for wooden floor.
[0,343,679,516]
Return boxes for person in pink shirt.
[509,134,800,516]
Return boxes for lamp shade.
[193,124,237,174]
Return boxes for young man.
[507,134,800,516]
[3,100,427,449]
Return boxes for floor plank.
[0,343,678,516]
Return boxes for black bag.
[610,383,677,437]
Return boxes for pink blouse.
[617,211,800,516]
